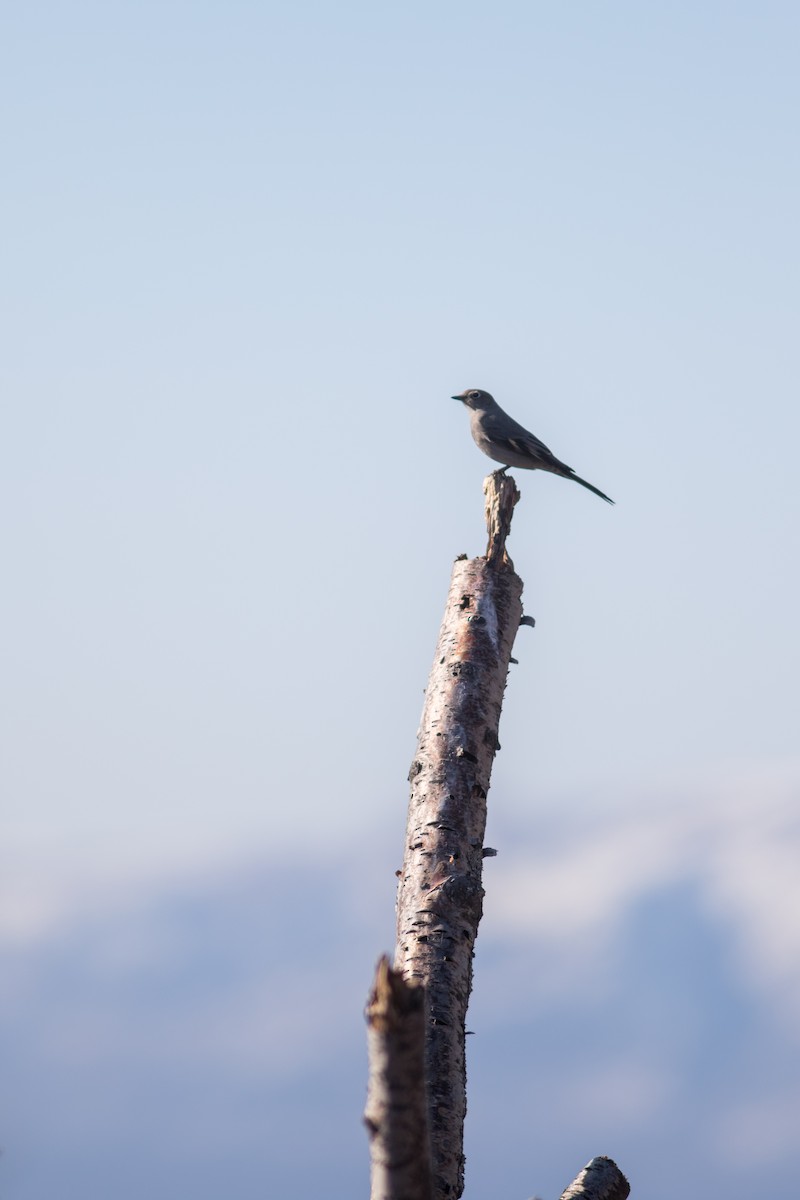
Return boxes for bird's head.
[451,388,495,410]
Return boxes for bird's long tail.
[569,472,615,504]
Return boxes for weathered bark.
[394,471,524,1200]
[367,471,628,1198]
[559,1156,631,1200]
[364,957,434,1200]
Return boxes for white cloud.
[485,759,800,1034]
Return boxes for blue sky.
[2,3,800,1197]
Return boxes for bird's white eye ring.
[468,390,481,400]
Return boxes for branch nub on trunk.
[559,1155,631,1200]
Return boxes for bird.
[451,388,614,504]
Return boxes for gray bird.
[452,388,614,505]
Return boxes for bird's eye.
[468,390,481,400]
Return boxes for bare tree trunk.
[364,957,434,1200]
[364,471,629,1200]
[393,472,524,1199]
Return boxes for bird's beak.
[451,393,464,401]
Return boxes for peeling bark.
[394,472,524,1199]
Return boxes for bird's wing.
[480,407,575,471]
[482,408,548,452]
[504,431,553,459]
[494,428,572,472]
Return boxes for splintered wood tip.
[483,470,521,569]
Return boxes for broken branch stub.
[364,957,434,1200]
